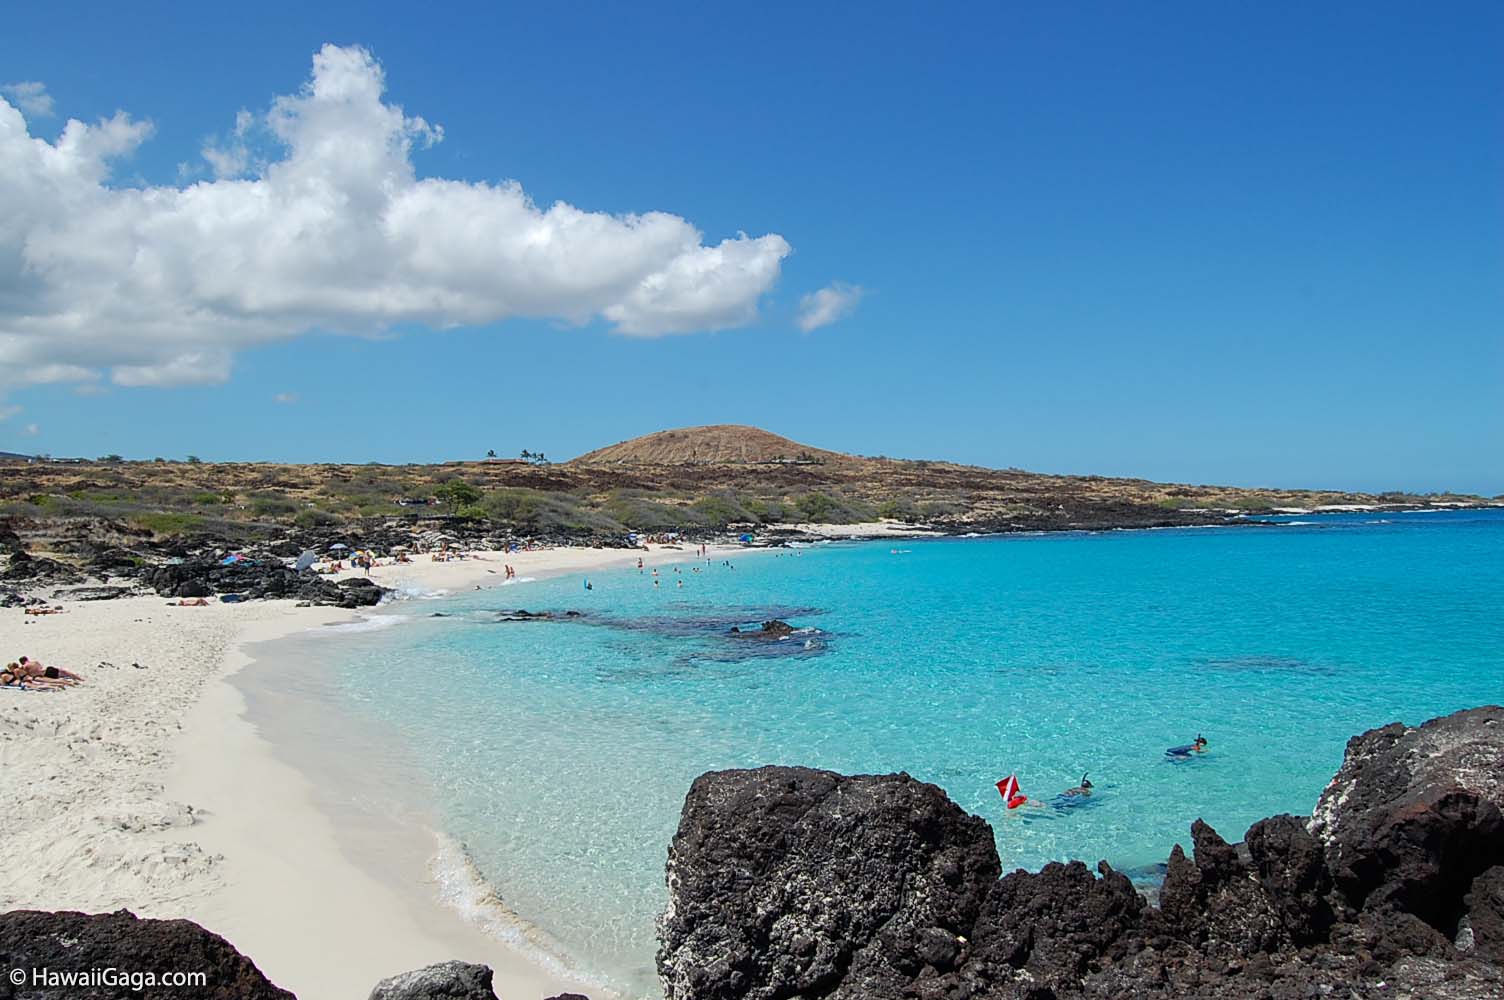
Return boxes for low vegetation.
[0,426,1485,551]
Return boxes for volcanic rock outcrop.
[659,706,1504,999]
[0,908,293,1000]
[145,559,386,607]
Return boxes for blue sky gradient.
[1,2,1499,493]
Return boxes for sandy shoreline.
[0,541,737,999]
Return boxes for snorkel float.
[996,773,1028,810]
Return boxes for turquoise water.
[310,509,1503,997]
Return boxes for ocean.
[261,508,1504,997]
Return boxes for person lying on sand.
[2,672,68,690]
[0,667,50,689]
[15,657,84,683]
[4,662,76,689]
[23,606,64,616]
[169,598,210,607]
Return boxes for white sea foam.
[385,579,451,600]
[499,576,538,586]
[316,613,407,634]
[428,832,611,993]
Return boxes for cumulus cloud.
[796,282,864,332]
[0,404,20,420]
[1,81,53,117]
[21,423,39,436]
[274,391,298,404]
[0,45,791,393]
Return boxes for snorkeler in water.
[1165,734,1209,758]
[1061,773,1094,797]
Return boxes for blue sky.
[1,2,1499,493]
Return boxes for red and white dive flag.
[996,773,1028,809]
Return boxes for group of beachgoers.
[1,655,83,690]
[635,555,731,589]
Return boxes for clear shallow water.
[306,510,1504,997]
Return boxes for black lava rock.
[0,908,293,999]
[367,961,495,1000]
[660,706,1504,1000]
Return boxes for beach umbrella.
[328,542,348,551]
[294,550,318,572]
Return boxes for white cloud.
[274,391,298,404]
[796,281,864,332]
[21,423,39,436]
[0,45,791,393]
[1,81,53,118]
[202,109,257,179]
[0,404,20,420]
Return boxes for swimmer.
[1060,774,1094,798]
[1165,734,1209,759]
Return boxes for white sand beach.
[0,541,732,1000]
[786,520,944,538]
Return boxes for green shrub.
[131,512,204,536]
[793,491,875,524]
[293,508,342,528]
[744,497,788,522]
[604,495,708,532]
[877,497,918,521]
[252,495,299,517]
[482,488,621,535]
[434,481,483,512]
[192,492,222,506]
[692,492,757,528]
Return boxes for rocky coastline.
[1,499,1466,611]
[658,705,1504,999]
[4,706,1501,999]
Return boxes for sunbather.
[3,664,66,689]
[15,657,83,683]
